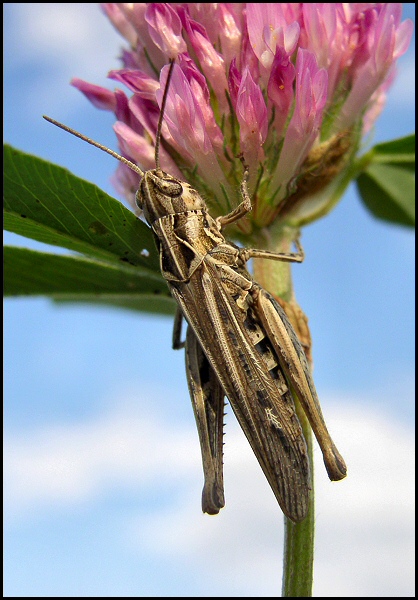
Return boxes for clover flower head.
[72,3,413,232]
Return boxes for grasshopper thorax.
[137,168,207,226]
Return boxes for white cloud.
[4,396,200,515]
[124,402,414,596]
[4,393,414,596]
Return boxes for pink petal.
[145,3,186,57]
[71,78,117,112]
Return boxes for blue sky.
[4,4,415,597]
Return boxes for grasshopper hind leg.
[185,327,226,514]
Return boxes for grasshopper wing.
[171,262,311,522]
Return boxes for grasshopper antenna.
[44,59,175,177]
[42,115,144,178]
[154,58,175,172]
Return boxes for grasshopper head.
[137,169,206,225]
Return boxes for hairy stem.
[282,410,315,597]
[253,225,315,597]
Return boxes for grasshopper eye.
[153,174,183,197]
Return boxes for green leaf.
[370,135,415,166]
[355,134,415,227]
[4,246,175,315]
[4,144,160,271]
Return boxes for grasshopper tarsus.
[324,444,347,481]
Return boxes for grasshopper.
[44,61,346,522]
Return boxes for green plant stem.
[282,409,315,597]
[253,225,315,597]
